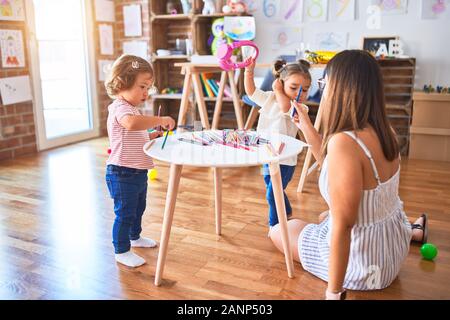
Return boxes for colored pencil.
[161,130,170,149]
[157,105,162,132]
[292,85,303,118]
[178,138,206,146]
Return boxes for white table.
[144,130,308,286]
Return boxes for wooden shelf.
[152,55,190,61]
[151,14,193,20]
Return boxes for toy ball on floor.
[107,148,112,155]
[148,169,158,181]
[421,243,438,261]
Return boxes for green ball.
[421,243,438,260]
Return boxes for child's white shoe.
[115,251,146,267]
[131,237,157,248]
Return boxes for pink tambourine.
[217,40,259,71]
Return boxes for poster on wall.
[95,0,115,22]
[371,0,408,15]
[421,0,449,19]
[224,16,256,40]
[0,29,25,68]
[123,41,148,60]
[314,32,348,51]
[329,0,356,21]
[303,0,328,23]
[280,0,304,24]
[0,75,32,105]
[98,60,114,82]
[271,26,302,50]
[123,4,142,37]
[0,0,25,21]
[99,24,114,56]
[260,0,282,21]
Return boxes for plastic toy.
[421,243,438,261]
[166,0,178,14]
[217,40,259,71]
[209,18,233,56]
[222,0,247,14]
[423,85,435,93]
[202,0,216,15]
[148,169,158,181]
[161,88,181,94]
[305,50,337,64]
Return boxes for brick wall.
[0,0,151,161]
[0,20,36,161]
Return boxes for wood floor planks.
[0,137,449,300]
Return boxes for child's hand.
[161,116,175,131]
[272,79,283,92]
[149,131,163,140]
[244,57,256,74]
[291,101,311,132]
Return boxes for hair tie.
[131,61,139,69]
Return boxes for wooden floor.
[0,137,449,300]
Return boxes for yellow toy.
[305,50,337,64]
[148,169,158,181]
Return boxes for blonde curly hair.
[105,54,154,98]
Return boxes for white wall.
[251,0,450,88]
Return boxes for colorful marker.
[291,86,303,118]
[161,130,170,149]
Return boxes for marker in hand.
[291,86,303,118]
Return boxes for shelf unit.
[378,58,416,155]
[148,0,251,129]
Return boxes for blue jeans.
[106,165,148,254]
[263,164,296,227]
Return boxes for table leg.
[227,70,244,130]
[192,73,211,130]
[212,72,227,130]
[213,168,222,235]
[268,162,295,279]
[154,164,183,286]
[177,69,192,127]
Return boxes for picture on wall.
[0,29,25,68]
[329,0,356,21]
[303,0,328,22]
[0,0,25,21]
[315,32,348,51]
[421,0,449,19]
[362,36,398,56]
[271,26,302,50]
[371,0,408,15]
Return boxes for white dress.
[298,131,412,290]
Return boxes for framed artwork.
[362,36,398,56]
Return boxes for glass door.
[26,0,99,150]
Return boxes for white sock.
[115,251,146,267]
[131,237,157,248]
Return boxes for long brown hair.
[320,50,399,161]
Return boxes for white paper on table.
[123,4,142,37]
[0,75,32,105]
[0,0,25,21]
[99,24,114,55]
[0,29,25,68]
[123,41,148,60]
[98,60,114,82]
[95,0,115,22]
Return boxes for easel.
[174,63,244,130]
[296,102,323,193]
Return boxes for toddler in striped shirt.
[104,54,175,267]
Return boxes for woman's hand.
[291,101,312,132]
